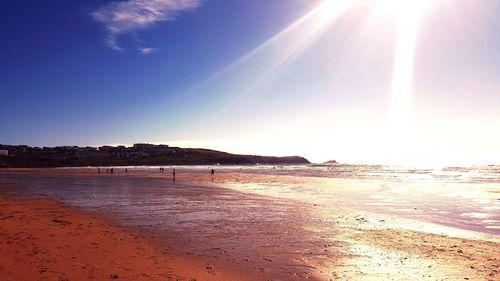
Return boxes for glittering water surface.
[219,164,500,234]
[0,164,499,235]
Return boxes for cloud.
[139,47,158,55]
[92,0,202,51]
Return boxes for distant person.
[125,168,128,173]
[211,169,215,176]
[110,168,114,174]
[98,168,101,174]
[106,168,109,174]
[173,169,176,177]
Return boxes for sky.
[0,0,499,165]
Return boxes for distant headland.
[0,143,310,168]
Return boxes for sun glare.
[376,0,431,18]
[372,0,432,164]
[196,0,438,165]
[384,0,431,122]
[314,0,353,25]
[386,0,430,126]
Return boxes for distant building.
[56,146,78,150]
[133,143,159,150]
[98,146,114,152]
[0,150,8,156]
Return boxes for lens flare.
[386,0,431,126]
[204,0,353,85]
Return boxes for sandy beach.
[0,196,249,281]
[0,168,499,280]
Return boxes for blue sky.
[1,0,499,165]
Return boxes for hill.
[0,144,310,168]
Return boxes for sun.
[313,0,353,25]
[376,0,431,18]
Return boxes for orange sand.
[0,196,255,281]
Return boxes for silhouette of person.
[211,169,215,176]
[98,168,101,174]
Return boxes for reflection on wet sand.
[0,167,499,280]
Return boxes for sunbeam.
[186,0,355,117]
[203,0,353,88]
[235,0,352,71]
[385,0,431,126]
[380,0,432,164]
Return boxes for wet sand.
[0,195,260,281]
[0,168,499,280]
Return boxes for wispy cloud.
[92,0,202,51]
[139,47,158,55]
